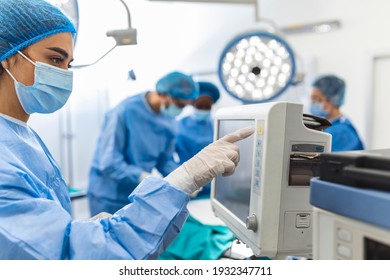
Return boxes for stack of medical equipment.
[310,149,390,259]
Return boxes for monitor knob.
[246,214,258,232]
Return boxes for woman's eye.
[51,57,64,64]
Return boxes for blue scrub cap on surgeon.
[0,0,77,61]
[312,74,345,107]
[198,81,220,103]
[156,71,199,100]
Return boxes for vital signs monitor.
[211,102,332,259]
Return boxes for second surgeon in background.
[175,81,220,198]
[310,74,364,152]
[88,72,199,216]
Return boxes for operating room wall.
[260,0,390,149]
[29,0,388,192]
[29,0,258,189]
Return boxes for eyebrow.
[47,47,69,59]
[47,47,74,64]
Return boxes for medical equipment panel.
[311,178,390,259]
[211,102,331,259]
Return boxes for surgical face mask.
[193,108,211,121]
[310,102,330,118]
[160,103,183,118]
[5,51,73,114]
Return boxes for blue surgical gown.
[175,116,214,197]
[324,115,364,152]
[0,114,189,259]
[88,93,179,215]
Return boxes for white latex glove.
[164,126,255,194]
[189,187,202,198]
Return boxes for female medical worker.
[310,74,364,152]
[175,81,220,198]
[0,0,254,259]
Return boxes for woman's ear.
[1,59,9,69]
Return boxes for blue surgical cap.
[0,0,77,61]
[156,71,199,100]
[198,81,220,103]
[312,74,345,107]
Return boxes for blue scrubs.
[175,116,214,197]
[0,114,189,259]
[88,93,179,215]
[324,115,364,152]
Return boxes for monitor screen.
[211,102,330,258]
[364,237,390,260]
[214,119,255,224]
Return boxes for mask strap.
[4,68,17,83]
[4,51,35,83]
[17,51,36,66]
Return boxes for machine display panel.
[214,119,255,224]
[365,238,390,259]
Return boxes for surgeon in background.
[160,82,234,260]
[310,74,364,152]
[175,81,220,198]
[88,72,199,216]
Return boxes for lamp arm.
[72,44,117,69]
[119,0,132,28]
[71,0,136,69]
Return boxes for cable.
[71,44,117,69]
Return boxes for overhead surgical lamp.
[72,0,137,69]
[218,30,297,104]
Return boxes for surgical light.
[218,31,296,103]
[106,0,137,46]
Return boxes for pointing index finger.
[220,126,255,143]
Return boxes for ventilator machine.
[211,102,331,259]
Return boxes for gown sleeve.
[0,175,189,260]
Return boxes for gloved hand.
[164,126,255,194]
[189,187,202,198]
